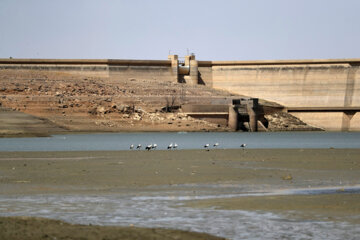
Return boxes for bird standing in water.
[204,143,210,151]
[168,143,173,149]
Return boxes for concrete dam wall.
[197,59,360,131]
[0,59,177,83]
[204,60,360,108]
[1,57,359,131]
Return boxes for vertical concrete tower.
[168,55,179,82]
[172,54,198,85]
[189,58,199,85]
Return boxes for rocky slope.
[0,69,319,136]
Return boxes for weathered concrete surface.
[289,111,360,131]
[291,112,344,131]
[197,59,360,131]
[109,65,174,82]
[209,63,360,108]
[0,59,174,83]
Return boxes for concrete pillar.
[184,55,191,67]
[189,60,198,85]
[168,55,178,82]
[247,105,258,132]
[168,54,178,61]
[228,106,238,131]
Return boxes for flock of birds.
[129,143,247,151]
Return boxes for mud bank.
[0,149,359,194]
[0,216,224,240]
[0,149,359,239]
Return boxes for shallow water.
[1,131,360,151]
[1,186,360,240]
[1,132,359,239]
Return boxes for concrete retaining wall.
[181,104,229,113]
[291,112,345,131]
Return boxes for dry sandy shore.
[0,149,359,239]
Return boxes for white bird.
[136,144,142,150]
[204,143,210,151]
[145,144,152,151]
[173,143,178,149]
[130,144,134,150]
[213,143,219,148]
[240,143,247,148]
[168,143,173,149]
[152,143,157,149]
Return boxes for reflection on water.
[1,132,360,151]
[1,186,360,240]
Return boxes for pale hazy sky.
[0,0,359,60]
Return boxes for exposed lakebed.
[0,147,359,239]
